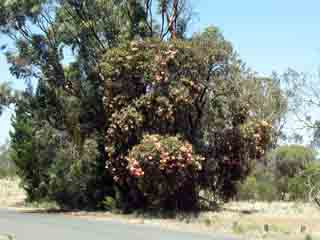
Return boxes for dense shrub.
[237,169,278,201]
[48,139,109,209]
[201,120,273,201]
[125,134,204,210]
[287,163,320,201]
[11,116,56,201]
[270,145,316,177]
[10,85,113,208]
[238,146,318,202]
[268,145,316,199]
[12,121,112,209]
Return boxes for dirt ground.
[1,178,319,240]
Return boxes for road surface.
[0,208,239,240]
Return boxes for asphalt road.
[0,208,239,240]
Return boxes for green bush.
[270,145,316,177]
[237,170,278,202]
[102,196,117,211]
[238,147,319,202]
[267,145,316,199]
[47,139,110,209]
[11,119,56,201]
[288,163,320,201]
[287,177,307,201]
[11,114,111,208]
[237,176,258,200]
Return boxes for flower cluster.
[169,86,194,106]
[127,135,204,178]
[153,46,178,83]
[158,143,204,171]
[241,119,273,159]
[122,134,204,208]
[128,160,144,177]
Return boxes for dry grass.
[0,234,15,240]
[1,178,319,239]
[0,235,11,240]
[0,177,25,208]
[198,201,320,239]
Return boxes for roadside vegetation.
[1,177,320,240]
[0,0,280,211]
[0,1,320,239]
[237,145,320,203]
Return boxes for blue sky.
[191,0,320,75]
[1,0,320,145]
